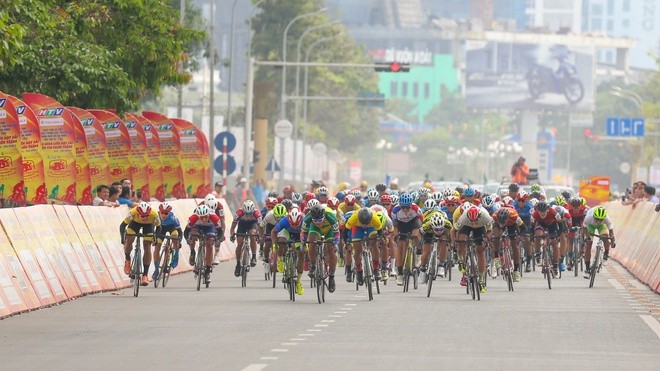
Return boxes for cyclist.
[415,187,430,207]
[583,206,615,278]
[531,201,562,277]
[364,188,380,207]
[230,200,263,277]
[462,187,481,206]
[345,207,384,285]
[316,186,329,204]
[419,211,452,281]
[259,203,288,266]
[550,197,573,272]
[120,202,161,286]
[152,202,183,281]
[186,204,220,283]
[514,190,534,272]
[301,204,340,293]
[272,208,305,295]
[566,196,589,271]
[491,206,525,282]
[391,193,423,286]
[454,205,493,294]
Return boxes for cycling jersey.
[345,211,383,230]
[188,214,221,228]
[274,217,301,234]
[531,208,561,226]
[123,208,161,226]
[338,202,361,215]
[492,207,524,227]
[233,209,262,222]
[514,200,533,219]
[302,210,339,240]
[453,208,493,230]
[390,204,423,224]
[420,210,452,234]
[160,212,181,228]
[583,208,613,229]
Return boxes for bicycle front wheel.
[132,247,141,297]
[196,245,204,291]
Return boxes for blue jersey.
[440,206,453,223]
[514,200,533,219]
[161,212,181,228]
[274,217,301,234]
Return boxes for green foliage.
[0,0,205,113]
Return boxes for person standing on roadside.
[511,156,530,185]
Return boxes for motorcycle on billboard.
[526,54,585,104]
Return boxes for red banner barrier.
[142,112,184,199]
[0,223,36,316]
[0,92,25,205]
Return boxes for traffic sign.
[266,157,280,172]
[214,131,237,152]
[274,120,293,138]
[606,117,645,137]
[214,154,236,175]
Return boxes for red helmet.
[136,201,152,218]
[287,208,303,227]
[158,202,172,214]
[327,197,340,209]
[266,197,278,209]
[467,206,480,221]
[380,193,392,205]
[282,186,292,194]
[304,192,316,202]
[502,196,514,207]
[344,194,356,206]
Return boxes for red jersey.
[233,209,262,222]
[493,206,522,227]
[188,214,220,228]
[200,200,225,218]
[531,208,561,225]
[567,204,588,219]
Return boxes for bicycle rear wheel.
[196,245,204,291]
[316,255,325,304]
[364,252,373,301]
[544,253,552,290]
[505,248,514,292]
[132,246,141,297]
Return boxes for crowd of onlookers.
[621,180,660,212]
[93,178,140,208]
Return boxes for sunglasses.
[401,205,411,209]
[312,218,324,224]
[433,227,444,233]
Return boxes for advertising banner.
[22,93,77,203]
[88,110,131,184]
[10,96,46,204]
[124,113,149,201]
[579,176,610,207]
[0,92,25,204]
[68,107,110,196]
[134,114,162,201]
[66,109,92,205]
[172,118,204,197]
[0,218,37,314]
[465,41,595,111]
[142,111,185,198]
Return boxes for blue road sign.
[606,117,645,137]
[214,154,236,175]
[266,157,280,172]
[214,131,236,152]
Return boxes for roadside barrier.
[0,198,236,318]
[604,201,660,293]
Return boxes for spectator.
[117,186,134,207]
[253,179,265,208]
[643,186,659,204]
[511,156,530,185]
[235,177,249,203]
[622,181,646,207]
[111,181,122,194]
[107,186,120,206]
[92,185,118,207]
[212,181,224,199]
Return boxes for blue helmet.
[399,193,413,206]
[463,187,476,197]
[335,191,346,202]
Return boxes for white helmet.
[136,201,152,217]
[430,213,446,230]
[242,200,256,213]
[206,198,218,210]
[431,192,443,202]
[204,193,216,204]
[307,199,320,209]
[367,188,379,201]
[195,204,210,217]
[442,188,453,198]
[424,199,436,210]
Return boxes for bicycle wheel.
[589,245,600,288]
[426,249,436,298]
[196,245,204,291]
[155,248,165,288]
[402,249,411,293]
[505,249,514,292]
[241,245,249,288]
[316,255,325,304]
[132,246,141,297]
[364,252,373,301]
[545,251,552,290]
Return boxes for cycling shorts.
[237,219,258,235]
[156,225,179,244]
[126,221,155,242]
[192,225,216,238]
[309,224,335,240]
[586,223,608,234]
[423,230,449,244]
[351,226,376,241]
[534,223,559,238]
[458,225,486,245]
[395,218,422,236]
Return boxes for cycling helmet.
[554,195,566,206]
[418,187,430,197]
[502,196,514,207]
[461,202,473,212]
[344,194,356,206]
[335,191,346,201]
[267,191,279,198]
[282,185,292,194]
[530,184,542,192]
[304,192,316,202]
[390,194,399,205]
[272,204,287,218]
[317,186,329,196]
[496,208,510,225]
[570,197,582,207]
[430,213,445,230]
[242,200,256,213]
[482,195,495,208]
[194,204,210,217]
[442,188,454,198]
[500,189,510,197]
[266,197,278,209]
[204,193,216,205]
[351,189,362,199]
[358,208,373,225]
[158,202,172,214]
[380,194,392,205]
[431,192,443,202]
[411,191,418,201]
[463,187,476,197]
[367,188,379,201]
[375,211,386,226]
[310,204,326,220]
[327,197,340,209]
[455,186,465,195]
[281,199,294,211]
[517,190,528,201]
[452,190,460,198]
[399,193,413,206]
[530,191,542,200]
[561,191,572,200]
[536,201,549,212]
[529,198,539,208]
[580,197,587,206]
[375,183,387,192]
[389,189,399,197]
[136,201,152,217]
[508,183,520,193]
[306,199,320,209]
[467,206,480,221]
[291,192,303,203]
[424,199,436,210]
[443,196,458,207]
[287,208,303,226]
[593,206,607,220]
[205,198,218,211]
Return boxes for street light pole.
[226,0,239,130]
[177,0,186,118]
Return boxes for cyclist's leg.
[473,227,487,279]
[368,233,380,274]
[325,240,337,275]
[307,232,320,270]
[420,233,432,270]
[142,226,154,277]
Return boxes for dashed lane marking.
[242,364,268,371]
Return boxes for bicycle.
[154,235,178,288]
[427,237,450,298]
[267,239,279,288]
[360,237,379,301]
[534,233,556,290]
[191,231,214,291]
[463,235,480,301]
[498,231,515,292]
[587,233,614,288]
[309,238,332,304]
[261,240,271,282]
[282,240,299,302]
[570,226,584,277]
[400,233,419,293]
[129,233,146,297]
[235,232,257,288]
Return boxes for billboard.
[465,41,594,111]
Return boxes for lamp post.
[280,7,329,120]
[226,0,239,130]
[300,34,342,186]
[611,86,644,182]
[291,21,339,186]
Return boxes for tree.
[0,0,205,113]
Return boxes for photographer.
[510,156,530,185]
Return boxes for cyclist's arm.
[119,221,127,244]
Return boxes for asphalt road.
[2,258,659,371]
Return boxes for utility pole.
[177,0,185,118]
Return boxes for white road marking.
[281,342,297,346]
[329,315,342,318]
[314,324,329,327]
[345,303,357,306]
[290,338,306,341]
[260,357,278,361]
[321,319,335,323]
[608,278,625,290]
[307,329,322,332]
[299,333,314,336]
[242,364,268,371]
[270,349,289,353]
[639,315,660,339]
[335,311,347,314]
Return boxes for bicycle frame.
[131,233,144,297]
[464,236,480,301]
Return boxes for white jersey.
[583,208,613,229]
[453,208,493,230]
[260,210,280,228]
